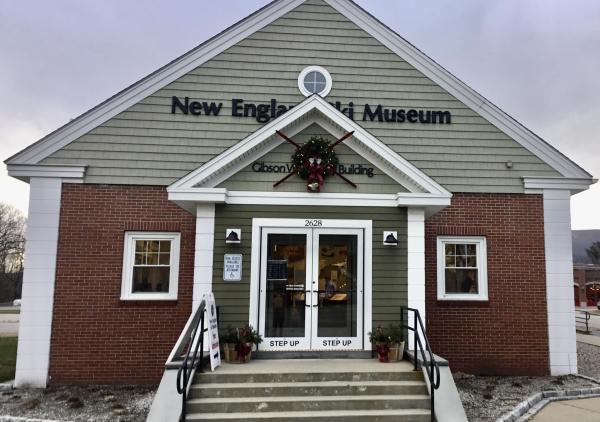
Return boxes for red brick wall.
[50,186,549,381]
[50,184,195,384]
[425,193,549,375]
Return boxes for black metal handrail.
[175,300,207,422]
[576,310,591,333]
[401,306,440,422]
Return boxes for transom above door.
[252,219,371,351]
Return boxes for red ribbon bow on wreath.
[273,130,357,192]
[306,158,325,192]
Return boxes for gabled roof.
[168,94,451,197]
[5,0,593,184]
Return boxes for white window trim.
[121,232,181,301]
[298,65,332,97]
[436,236,488,301]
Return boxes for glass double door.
[259,227,363,351]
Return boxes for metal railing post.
[180,356,187,422]
[414,322,418,371]
[586,311,590,333]
[174,300,209,422]
[402,307,440,422]
[198,315,205,374]
[430,349,435,422]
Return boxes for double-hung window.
[437,236,488,301]
[121,232,180,300]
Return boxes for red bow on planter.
[235,342,252,362]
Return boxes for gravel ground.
[0,385,155,421]
[456,342,600,422]
[455,373,597,421]
[576,342,600,379]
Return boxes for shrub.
[368,324,404,346]
[220,324,263,346]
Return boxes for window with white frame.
[298,66,332,97]
[121,232,180,300]
[437,236,488,301]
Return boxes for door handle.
[312,289,319,308]
[305,290,312,308]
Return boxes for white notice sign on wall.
[223,254,242,281]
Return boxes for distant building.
[574,264,600,306]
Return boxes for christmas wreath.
[273,130,355,192]
[291,136,339,191]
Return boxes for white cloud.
[572,183,600,230]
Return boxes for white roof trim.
[7,164,86,183]
[168,95,451,197]
[168,188,451,215]
[523,176,596,195]
[5,0,591,182]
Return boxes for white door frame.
[249,218,373,351]
[310,227,364,351]
[258,227,313,351]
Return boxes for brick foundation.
[49,184,195,384]
[425,193,549,375]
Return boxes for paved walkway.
[577,333,600,346]
[532,397,600,421]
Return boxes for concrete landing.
[208,358,414,374]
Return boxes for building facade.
[6,0,595,387]
[574,264,600,307]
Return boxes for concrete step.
[185,360,431,420]
[253,351,373,360]
[188,380,429,399]
[187,394,431,413]
[185,408,431,421]
[194,370,423,384]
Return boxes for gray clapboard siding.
[41,0,561,192]
[213,205,407,330]
[197,62,443,78]
[207,54,424,70]
[95,116,513,133]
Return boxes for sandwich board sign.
[204,293,221,371]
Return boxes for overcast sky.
[1,0,599,229]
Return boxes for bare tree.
[0,204,26,302]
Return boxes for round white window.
[298,66,332,97]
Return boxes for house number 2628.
[305,219,323,227]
